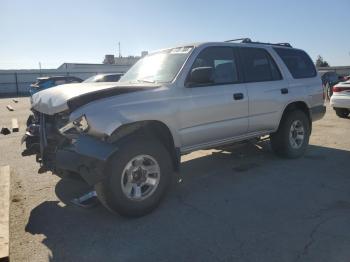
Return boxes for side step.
[71,191,98,208]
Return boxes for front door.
[178,46,249,150]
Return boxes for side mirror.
[188,67,213,86]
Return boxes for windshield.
[120,46,193,84]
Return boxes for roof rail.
[224,38,292,48]
[224,38,252,43]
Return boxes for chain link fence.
[0,66,130,96]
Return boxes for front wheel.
[335,108,350,118]
[270,110,310,158]
[95,137,173,217]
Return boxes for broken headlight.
[59,115,89,134]
[73,115,89,132]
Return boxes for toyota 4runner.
[29,38,326,217]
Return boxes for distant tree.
[315,55,330,67]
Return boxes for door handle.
[233,93,244,100]
[281,88,288,94]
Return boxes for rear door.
[239,47,289,133]
[273,47,321,110]
[179,46,249,149]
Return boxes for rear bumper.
[56,135,119,185]
[330,95,350,109]
[310,105,326,122]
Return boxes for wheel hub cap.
[121,155,161,201]
[289,120,305,149]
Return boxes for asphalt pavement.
[1,97,350,262]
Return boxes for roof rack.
[224,38,292,48]
[224,38,252,43]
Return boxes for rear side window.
[240,48,282,82]
[274,48,316,79]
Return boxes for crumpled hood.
[31,82,159,115]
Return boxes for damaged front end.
[37,112,119,185]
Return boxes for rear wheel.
[95,137,173,217]
[335,108,350,118]
[270,110,310,158]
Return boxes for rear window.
[274,48,316,79]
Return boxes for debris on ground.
[12,99,18,103]
[0,128,11,135]
[6,105,14,111]
[11,118,19,132]
[71,191,99,208]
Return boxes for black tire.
[270,110,310,158]
[335,108,350,118]
[25,136,40,152]
[95,136,173,217]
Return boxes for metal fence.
[0,67,130,96]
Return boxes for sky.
[1,0,349,69]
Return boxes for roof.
[150,40,295,55]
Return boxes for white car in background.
[330,80,350,118]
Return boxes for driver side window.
[190,47,239,85]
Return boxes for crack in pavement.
[294,216,337,262]
[304,200,350,220]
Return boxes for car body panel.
[330,81,350,109]
[31,82,158,115]
[32,42,324,156]
[29,76,82,96]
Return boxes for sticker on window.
[170,47,193,54]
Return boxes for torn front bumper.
[21,124,40,149]
[56,135,119,185]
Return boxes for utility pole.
[39,62,42,76]
[118,42,121,58]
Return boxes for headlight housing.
[73,115,89,132]
[59,115,89,135]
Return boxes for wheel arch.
[277,101,312,133]
[108,120,181,171]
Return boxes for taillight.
[333,86,350,92]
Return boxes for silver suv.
[31,39,326,217]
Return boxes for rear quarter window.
[274,48,316,79]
